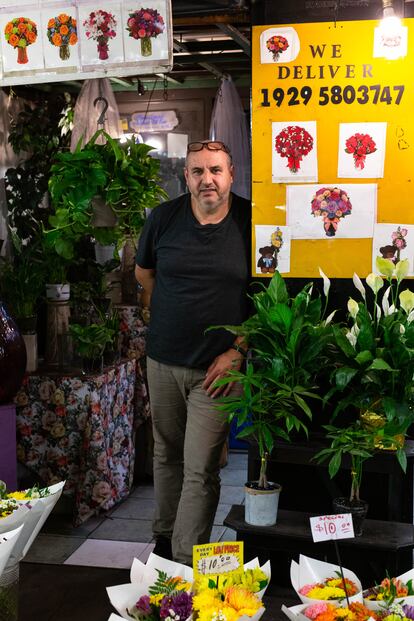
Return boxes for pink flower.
[401,228,408,236]
[299,584,316,596]
[304,603,329,620]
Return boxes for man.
[135,140,250,565]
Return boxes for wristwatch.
[230,343,248,357]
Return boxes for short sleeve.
[135,210,157,269]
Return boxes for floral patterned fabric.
[15,359,137,525]
[117,304,151,421]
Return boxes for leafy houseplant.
[213,272,331,524]
[314,258,414,533]
[69,322,116,372]
[46,130,168,260]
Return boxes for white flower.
[376,256,394,278]
[407,310,414,324]
[382,286,391,315]
[366,273,384,295]
[352,273,366,300]
[395,259,410,282]
[399,289,414,314]
[345,330,357,348]
[319,267,330,298]
[400,324,406,334]
[347,298,359,319]
[375,303,382,320]
[324,310,337,326]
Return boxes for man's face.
[184,148,234,211]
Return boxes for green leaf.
[355,350,373,366]
[328,451,342,478]
[267,271,288,305]
[335,367,358,389]
[367,358,394,371]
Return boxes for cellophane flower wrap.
[0,480,65,564]
[291,556,363,606]
[107,554,270,621]
[345,133,376,170]
[310,187,352,237]
[83,10,117,60]
[363,569,414,611]
[4,17,37,64]
[126,8,165,40]
[47,13,77,60]
[275,125,314,173]
[266,35,289,61]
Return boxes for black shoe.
[153,535,173,560]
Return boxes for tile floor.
[23,450,247,569]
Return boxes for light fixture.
[376,0,406,59]
[137,79,145,96]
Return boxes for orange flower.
[60,24,69,35]
[47,18,55,28]
[4,23,13,34]
[8,33,19,47]
[26,30,36,43]
[58,13,69,23]
[72,18,77,26]
[52,32,61,46]
[69,33,77,45]
[18,17,24,23]
[18,23,27,33]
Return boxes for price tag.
[193,541,243,578]
[310,514,354,542]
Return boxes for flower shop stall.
[14,358,136,525]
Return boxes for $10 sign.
[310,514,355,542]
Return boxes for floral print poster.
[255,224,291,275]
[122,0,168,62]
[0,10,44,71]
[41,7,80,69]
[372,223,414,276]
[337,122,387,178]
[78,2,124,67]
[260,26,300,64]
[286,183,377,239]
[272,121,318,183]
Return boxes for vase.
[0,302,26,404]
[97,39,109,60]
[244,481,282,526]
[59,44,70,61]
[141,36,152,57]
[332,497,368,537]
[17,46,28,64]
[0,562,19,621]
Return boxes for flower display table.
[224,504,414,586]
[14,359,137,525]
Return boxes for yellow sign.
[252,19,414,278]
[193,541,244,579]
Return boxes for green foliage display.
[69,322,115,360]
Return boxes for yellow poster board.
[252,19,414,278]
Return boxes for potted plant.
[314,257,414,534]
[213,271,331,526]
[69,321,117,373]
[46,130,167,261]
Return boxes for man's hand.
[202,349,243,399]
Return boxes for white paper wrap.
[363,568,414,611]
[108,615,127,621]
[291,555,363,604]
[108,554,271,621]
[0,504,31,535]
[6,481,65,564]
[0,526,24,577]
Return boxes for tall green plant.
[212,272,331,488]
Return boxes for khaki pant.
[147,356,229,565]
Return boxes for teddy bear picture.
[257,245,277,273]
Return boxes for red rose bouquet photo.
[83,9,117,61]
[345,133,377,170]
[311,187,352,237]
[4,17,37,65]
[47,13,77,61]
[275,125,314,173]
[126,8,165,57]
[266,34,289,61]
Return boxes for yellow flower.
[336,608,356,620]
[193,590,222,611]
[198,606,239,621]
[306,586,346,600]
[224,586,261,615]
[149,593,164,606]
[7,491,28,500]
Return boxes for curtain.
[209,76,251,199]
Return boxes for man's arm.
[202,336,247,398]
[135,265,155,309]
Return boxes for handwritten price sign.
[193,541,243,578]
[310,514,354,542]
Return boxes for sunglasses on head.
[187,140,231,155]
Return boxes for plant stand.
[45,301,71,366]
[0,403,17,488]
[0,562,19,621]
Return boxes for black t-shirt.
[136,193,251,369]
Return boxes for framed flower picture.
[337,122,387,178]
[260,26,300,64]
[78,2,124,67]
[41,7,80,70]
[255,225,291,275]
[372,223,414,275]
[122,0,169,62]
[0,10,44,72]
[272,121,318,183]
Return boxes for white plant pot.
[94,243,115,265]
[46,284,70,301]
[22,333,37,373]
[244,481,282,526]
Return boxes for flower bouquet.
[345,133,377,170]
[47,13,77,61]
[282,601,376,621]
[376,603,414,621]
[4,17,37,64]
[275,125,314,174]
[310,187,352,237]
[291,556,363,605]
[363,569,414,611]
[266,35,289,61]
[83,10,117,60]
[126,8,165,57]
